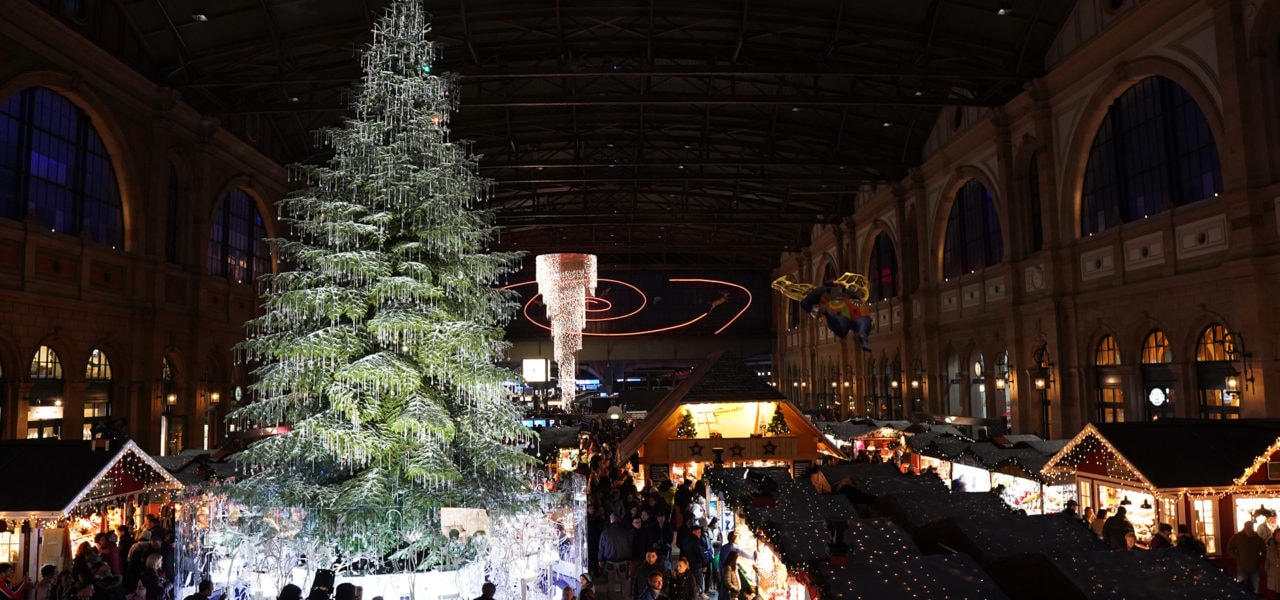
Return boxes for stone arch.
[814,252,840,283]
[25,335,74,383]
[929,165,1005,282]
[79,336,125,384]
[1011,134,1052,255]
[1059,58,1227,238]
[205,176,280,278]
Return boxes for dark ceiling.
[39,0,1076,273]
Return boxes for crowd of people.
[570,420,763,600]
[0,514,210,600]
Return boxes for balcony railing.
[667,435,797,461]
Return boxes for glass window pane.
[0,87,123,243]
[1080,77,1222,235]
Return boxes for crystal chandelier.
[535,253,598,407]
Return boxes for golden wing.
[771,275,816,302]
[832,272,870,303]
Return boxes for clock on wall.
[1147,387,1167,407]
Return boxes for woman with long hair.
[718,551,740,600]
[140,554,171,600]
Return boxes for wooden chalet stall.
[617,352,845,484]
[1042,420,1280,557]
[0,439,183,578]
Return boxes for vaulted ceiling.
[41,0,1076,273]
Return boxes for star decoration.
[763,441,778,455]
[688,442,704,456]
[730,443,746,457]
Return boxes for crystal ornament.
[535,253,597,407]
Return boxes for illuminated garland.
[504,277,753,335]
[1040,424,1154,490]
[535,253,597,406]
[1235,436,1280,486]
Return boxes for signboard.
[523,358,550,383]
[440,507,491,540]
[649,464,670,483]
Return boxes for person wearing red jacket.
[0,563,33,600]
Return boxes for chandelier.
[535,253,597,407]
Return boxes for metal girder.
[223,91,990,114]
[68,0,1078,274]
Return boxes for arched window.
[993,351,1011,428]
[27,345,64,439]
[161,356,182,456]
[84,349,112,439]
[1080,76,1222,235]
[942,179,1003,279]
[944,351,961,416]
[1140,330,1175,420]
[1026,152,1044,253]
[209,188,271,283]
[1141,330,1172,364]
[0,87,124,246]
[970,352,986,419]
[1095,335,1124,423]
[1195,324,1239,419]
[867,233,899,301]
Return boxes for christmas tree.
[676,410,698,438]
[765,404,791,435]
[227,0,536,571]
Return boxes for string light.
[535,253,597,406]
[504,277,752,335]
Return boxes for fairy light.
[504,276,752,335]
[535,253,597,406]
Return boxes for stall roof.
[153,450,240,487]
[905,429,973,451]
[1043,420,1280,489]
[617,352,844,460]
[814,553,1010,600]
[0,439,183,518]
[1043,547,1254,599]
[912,435,973,460]
[960,443,1066,483]
[814,463,948,497]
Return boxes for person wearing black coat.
[665,556,700,600]
[676,524,711,590]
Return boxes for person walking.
[1228,521,1266,594]
[1102,506,1134,551]
[1090,509,1108,539]
[1266,529,1280,599]
[598,513,635,600]
[636,572,664,600]
[665,556,700,600]
[1148,523,1174,550]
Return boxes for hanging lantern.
[535,253,597,407]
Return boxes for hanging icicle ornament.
[535,253,597,406]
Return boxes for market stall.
[960,441,1075,515]
[616,353,844,486]
[0,439,183,578]
[1042,419,1280,556]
